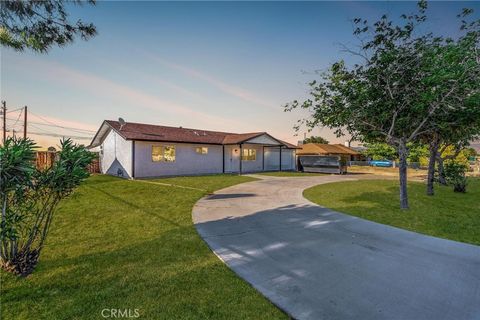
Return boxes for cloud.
[4,54,301,146]
[29,113,98,132]
[143,53,278,110]
[8,55,243,131]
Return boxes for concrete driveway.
[192,174,480,320]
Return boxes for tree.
[363,142,428,164]
[424,93,480,194]
[407,143,429,164]
[444,161,469,193]
[285,1,478,209]
[0,0,97,53]
[303,136,329,144]
[0,138,94,276]
[363,143,397,160]
[419,21,480,195]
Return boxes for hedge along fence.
[36,151,100,173]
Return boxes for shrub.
[0,138,94,276]
[444,161,468,193]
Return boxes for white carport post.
[279,145,282,171]
[239,143,243,174]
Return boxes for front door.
[224,145,240,173]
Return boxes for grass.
[347,165,427,178]
[147,173,254,192]
[256,171,326,177]
[304,178,480,245]
[1,174,287,320]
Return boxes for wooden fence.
[35,151,101,174]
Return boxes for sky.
[1,1,478,148]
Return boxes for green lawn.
[304,178,480,245]
[1,174,286,320]
[256,171,326,177]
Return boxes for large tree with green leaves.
[418,13,480,195]
[0,0,97,53]
[285,1,479,209]
[303,136,329,144]
[424,95,480,195]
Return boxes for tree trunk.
[437,156,447,185]
[398,141,409,210]
[426,136,440,196]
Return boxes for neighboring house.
[89,120,298,178]
[471,140,480,155]
[297,143,361,161]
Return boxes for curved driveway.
[193,174,480,320]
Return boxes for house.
[297,143,361,161]
[471,140,480,155]
[89,120,298,178]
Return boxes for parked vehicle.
[369,160,393,167]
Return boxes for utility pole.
[24,105,27,139]
[2,101,6,144]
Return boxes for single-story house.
[471,140,480,155]
[89,120,298,178]
[297,143,361,161]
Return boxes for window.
[152,145,176,162]
[164,146,176,162]
[241,148,256,161]
[195,147,208,155]
[152,146,163,162]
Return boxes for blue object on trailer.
[369,160,393,167]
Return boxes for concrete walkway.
[192,174,480,320]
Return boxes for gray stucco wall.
[224,144,265,173]
[240,143,264,172]
[281,149,296,170]
[134,141,223,178]
[100,130,132,178]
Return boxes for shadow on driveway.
[196,204,480,320]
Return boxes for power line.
[27,131,92,140]
[8,108,23,129]
[28,123,93,139]
[28,111,96,134]
[2,102,96,143]
[28,122,93,138]
[5,106,24,113]
[5,117,95,134]
[28,123,60,134]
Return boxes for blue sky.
[2,1,478,147]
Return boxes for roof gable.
[244,133,283,146]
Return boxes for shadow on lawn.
[1,228,221,316]
[86,184,185,228]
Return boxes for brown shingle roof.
[90,120,297,148]
[279,139,301,149]
[106,120,228,144]
[297,143,360,155]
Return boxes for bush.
[444,161,468,193]
[0,138,94,276]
